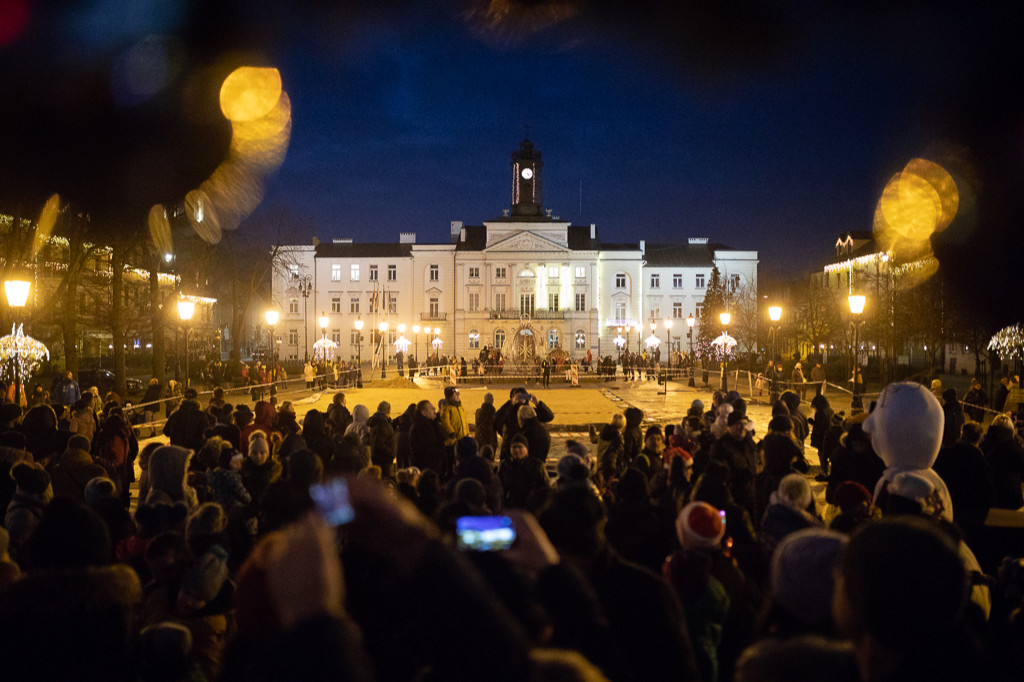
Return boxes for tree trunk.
[111,241,127,397]
[149,249,166,386]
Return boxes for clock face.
[521,167,534,179]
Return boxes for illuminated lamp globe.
[177,298,195,322]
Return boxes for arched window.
[548,328,559,350]
[575,329,587,350]
[518,269,536,278]
[494,329,506,348]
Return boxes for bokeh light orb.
[219,67,282,122]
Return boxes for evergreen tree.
[696,266,728,360]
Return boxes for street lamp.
[265,309,279,382]
[354,318,364,388]
[412,324,421,363]
[848,294,866,412]
[720,311,731,391]
[664,317,673,370]
[296,275,312,362]
[4,277,30,406]
[379,321,389,379]
[177,297,195,388]
[686,313,696,387]
[768,305,783,403]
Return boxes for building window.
[494,329,506,348]
[288,329,298,345]
[548,293,559,310]
[615,302,626,320]
[388,294,397,314]
[387,264,397,281]
[331,330,341,345]
[548,266,559,279]
[694,274,704,288]
[695,302,704,318]
[369,265,378,281]
[350,297,360,314]
[673,302,683,318]
[468,330,480,349]
[494,267,507,279]
[575,293,586,312]
[289,298,299,314]
[674,273,684,288]
[331,264,341,281]
[615,273,626,288]
[650,273,660,289]
[289,265,299,278]
[575,329,586,349]
[650,307,660,320]
[331,297,341,313]
[520,293,535,316]
[350,264,360,281]
[429,297,439,317]
[575,266,586,279]
[468,293,480,311]
[730,274,741,292]
[495,292,506,310]
[468,267,480,279]
[350,330,361,346]
[429,264,439,281]
[548,328,559,349]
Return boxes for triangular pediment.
[486,230,568,253]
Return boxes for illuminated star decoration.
[0,324,50,381]
[987,323,1024,362]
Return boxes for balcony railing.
[489,309,566,320]
[420,312,447,321]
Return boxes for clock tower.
[510,139,544,218]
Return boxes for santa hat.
[676,502,725,549]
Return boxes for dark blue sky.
[1,1,1021,318]
[249,2,989,279]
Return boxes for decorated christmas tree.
[695,266,728,360]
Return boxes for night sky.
[1,1,1022,323]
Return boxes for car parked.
[78,369,144,394]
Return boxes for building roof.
[568,225,599,250]
[643,243,716,267]
[598,242,641,252]
[454,225,488,251]
[314,242,413,258]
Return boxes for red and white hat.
[676,501,725,549]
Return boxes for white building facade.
[271,140,758,363]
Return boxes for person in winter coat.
[240,431,282,507]
[162,393,210,453]
[791,362,806,400]
[498,433,549,510]
[394,403,417,470]
[48,434,106,504]
[963,377,988,423]
[367,401,397,475]
[240,401,280,458]
[144,445,198,510]
[760,474,821,556]
[326,392,353,437]
[474,392,499,453]
[438,386,469,449]
[344,404,371,446]
[808,393,833,456]
[93,411,133,503]
[410,400,448,478]
[622,406,644,469]
[4,461,51,562]
[300,409,333,462]
[941,388,964,448]
[207,444,251,514]
[981,413,1024,510]
[140,378,163,437]
[495,388,554,457]
[593,413,626,484]
[517,404,551,463]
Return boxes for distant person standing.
[963,377,988,423]
[791,362,806,400]
[811,361,826,395]
[51,371,81,408]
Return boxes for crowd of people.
[0,371,1023,681]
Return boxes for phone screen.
[309,478,355,526]
[456,515,516,551]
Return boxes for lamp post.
[768,305,782,404]
[177,297,195,388]
[650,321,657,361]
[397,324,407,376]
[412,324,421,363]
[616,326,623,361]
[848,294,866,412]
[686,313,696,387]
[720,311,731,391]
[354,318,364,388]
[4,277,30,406]
[664,318,673,371]
[379,321,389,379]
[296,275,312,363]
[265,309,279,382]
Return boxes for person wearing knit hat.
[761,473,820,556]
[676,501,726,549]
[829,481,875,534]
[83,476,117,505]
[688,399,704,418]
[5,461,52,562]
[768,528,848,635]
[137,622,196,682]
[177,544,230,614]
[768,414,793,434]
